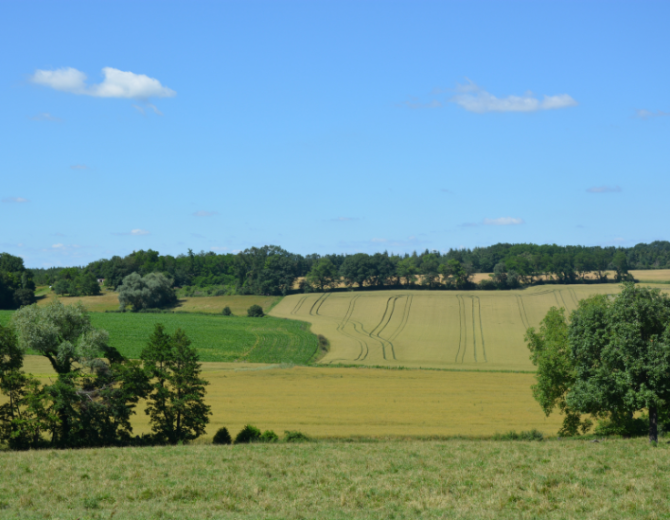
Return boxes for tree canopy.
[527,283,670,442]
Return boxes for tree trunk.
[649,406,658,443]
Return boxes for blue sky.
[1,1,668,267]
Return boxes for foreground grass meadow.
[1,438,669,519]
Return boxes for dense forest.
[15,241,670,299]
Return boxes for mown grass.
[1,438,668,519]
[0,311,317,364]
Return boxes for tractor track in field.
[457,295,468,363]
[476,296,487,363]
[314,292,331,315]
[367,296,398,360]
[309,293,329,316]
[335,295,369,361]
[558,290,570,311]
[291,296,308,315]
[515,295,530,330]
[568,288,580,307]
[471,297,478,363]
[388,294,413,343]
[454,295,464,363]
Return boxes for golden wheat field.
[270,284,670,371]
[20,356,561,437]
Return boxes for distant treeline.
[22,241,670,298]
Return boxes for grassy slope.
[271,284,670,371]
[1,439,668,520]
[0,311,317,364]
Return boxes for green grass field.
[0,438,667,520]
[0,312,317,364]
[270,284,670,371]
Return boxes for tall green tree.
[528,284,670,442]
[568,284,670,443]
[525,307,592,436]
[118,272,177,311]
[305,258,339,291]
[11,302,148,447]
[141,324,211,444]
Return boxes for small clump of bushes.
[222,306,233,316]
[213,425,309,445]
[247,305,264,318]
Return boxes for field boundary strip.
[457,295,467,364]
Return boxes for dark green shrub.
[284,430,310,443]
[247,305,264,318]
[234,424,261,444]
[492,429,543,441]
[260,430,279,443]
[222,306,232,316]
[595,415,648,437]
[212,427,232,445]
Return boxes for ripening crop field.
[270,284,670,371]
[16,356,561,438]
[0,312,317,364]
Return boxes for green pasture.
[0,311,318,364]
[0,438,668,519]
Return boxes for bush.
[284,430,310,443]
[222,306,232,316]
[594,415,648,437]
[260,430,279,443]
[234,424,261,444]
[212,427,232,445]
[492,429,544,441]
[247,305,264,318]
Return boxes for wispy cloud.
[30,67,176,100]
[483,217,524,226]
[70,164,88,170]
[450,79,577,114]
[2,197,29,203]
[634,109,670,119]
[29,112,61,122]
[587,185,621,194]
[132,103,163,116]
[210,246,229,251]
[112,228,150,236]
[193,210,218,217]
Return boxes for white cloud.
[193,211,218,217]
[635,109,670,119]
[29,112,61,122]
[52,243,65,249]
[483,217,524,226]
[2,197,29,203]
[450,79,577,114]
[70,164,88,170]
[30,67,176,100]
[587,185,621,194]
